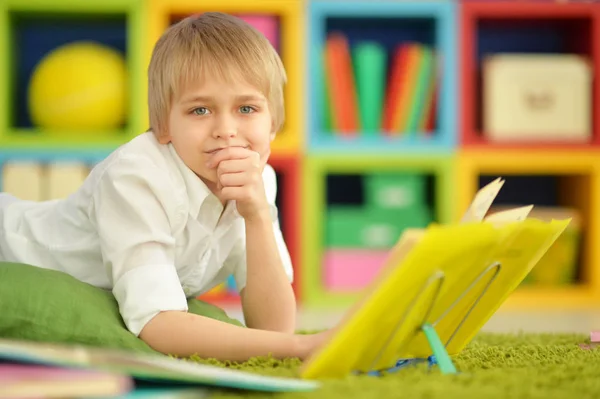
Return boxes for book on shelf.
[323,32,438,137]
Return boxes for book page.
[484,205,534,225]
[460,177,505,223]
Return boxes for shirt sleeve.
[90,153,188,336]
[230,164,294,291]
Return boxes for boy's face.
[160,77,275,191]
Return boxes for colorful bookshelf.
[146,0,304,156]
[299,0,600,312]
[301,154,455,308]
[307,0,457,153]
[460,1,600,149]
[0,0,146,151]
[456,149,600,309]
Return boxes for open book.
[300,177,570,379]
[461,177,533,224]
[0,337,319,396]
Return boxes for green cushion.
[0,262,244,354]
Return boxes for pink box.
[237,15,279,51]
[324,249,390,291]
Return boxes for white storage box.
[483,54,592,142]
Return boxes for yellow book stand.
[300,178,571,379]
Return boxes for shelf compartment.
[460,1,600,149]
[0,149,109,201]
[0,0,146,148]
[308,0,457,153]
[456,149,600,309]
[146,0,304,156]
[301,154,455,307]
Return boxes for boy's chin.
[193,169,218,187]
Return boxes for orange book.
[324,33,359,135]
[391,43,422,133]
[382,45,410,134]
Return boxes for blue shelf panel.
[309,131,454,154]
[0,149,111,164]
[307,0,458,154]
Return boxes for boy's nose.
[214,128,237,139]
[213,117,237,139]
[213,114,237,139]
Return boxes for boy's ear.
[270,120,277,141]
[158,135,172,144]
[157,128,172,144]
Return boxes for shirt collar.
[167,143,213,219]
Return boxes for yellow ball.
[28,41,127,131]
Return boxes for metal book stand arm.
[363,261,502,376]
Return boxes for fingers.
[219,185,255,203]
[218,171,256,187]
[206,147,267,171]
[217,158,249,175]
[206,146,254,168]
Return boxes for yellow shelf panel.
[145,0,304,156]
[502,285,600,310]
[458,149,600,173]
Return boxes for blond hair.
[147,12,287,136]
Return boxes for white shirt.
[0,132,293,336]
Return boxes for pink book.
[0,363,133,398]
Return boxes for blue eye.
[240,106,254,114]
[192,107,209,115]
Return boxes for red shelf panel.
[268,153,302,299]
[460,1,600,149]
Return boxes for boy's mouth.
[205,145,249,154]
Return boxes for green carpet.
[189,333,600,399]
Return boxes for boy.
[0,13,331,361]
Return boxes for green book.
[353,42,387,134]
[321,48,333,133]
[405,46,434,134]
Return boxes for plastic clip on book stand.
[364,261,502,376]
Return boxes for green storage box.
[365,173,427,210]
[325,205,433,249]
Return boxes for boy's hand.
[206,146,271,221]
